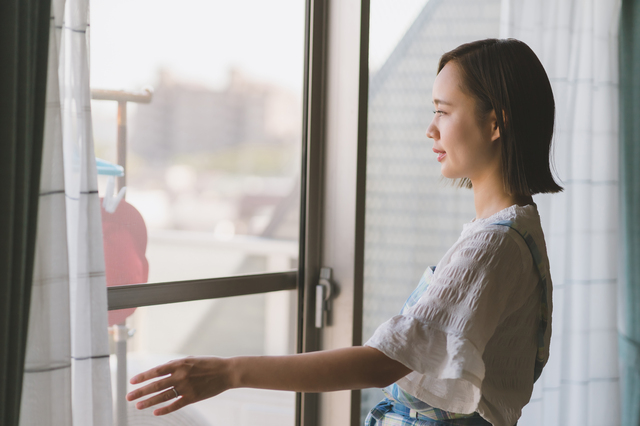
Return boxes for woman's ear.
[488,109,505,142]
[488,110,500,142]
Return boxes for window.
[90,1,307,424]
[92,1,375,425]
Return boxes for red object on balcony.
[101,199,149,326]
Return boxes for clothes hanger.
[96,158,126,213]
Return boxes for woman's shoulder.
[441,204,543,274]
[462,203,541,235]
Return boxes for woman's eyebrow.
[433,99,453,106]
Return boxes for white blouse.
[365,204,552,426]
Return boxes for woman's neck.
[471,174,533,220]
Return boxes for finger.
[130,363,174,384]
[135,388,180,410]
[127,376,174,401]
[153,396,188,416]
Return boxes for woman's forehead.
[432,62,465,105]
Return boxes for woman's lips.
[433,148,446,162]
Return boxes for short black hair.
[439,38,563,195]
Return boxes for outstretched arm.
[126,346,410,416]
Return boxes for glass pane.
[90,0,304,285]
[362,0,501,421]
[109,291,297,425]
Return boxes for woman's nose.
[426,119,438,140]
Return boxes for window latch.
[315,267,336,328]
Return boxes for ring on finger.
[172,387,179,399]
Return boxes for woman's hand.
[126,356,235,416]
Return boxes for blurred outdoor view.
[90,0,304,424]
[91,1,304,285]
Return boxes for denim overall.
[365,220,550,426]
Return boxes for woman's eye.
[433,110,445,115]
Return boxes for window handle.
[315,267,335,328]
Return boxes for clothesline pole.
[117,101,127,193]
[90,88,154,194]
[91,87,152,426]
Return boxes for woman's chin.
[440,168,467,182]
[439,167,456,179]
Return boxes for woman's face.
[426,62,500,183]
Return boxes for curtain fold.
[501,0,622,425]
[18,0,113,424]
[0,0,51,425]
[619,0,640,423]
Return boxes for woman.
[126,39,561,426]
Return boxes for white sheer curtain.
[19,0,113,424]
[500,1,621,425]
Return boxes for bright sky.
[90,0,428,93]
[90,0,306,92]
[369,0,429,71]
